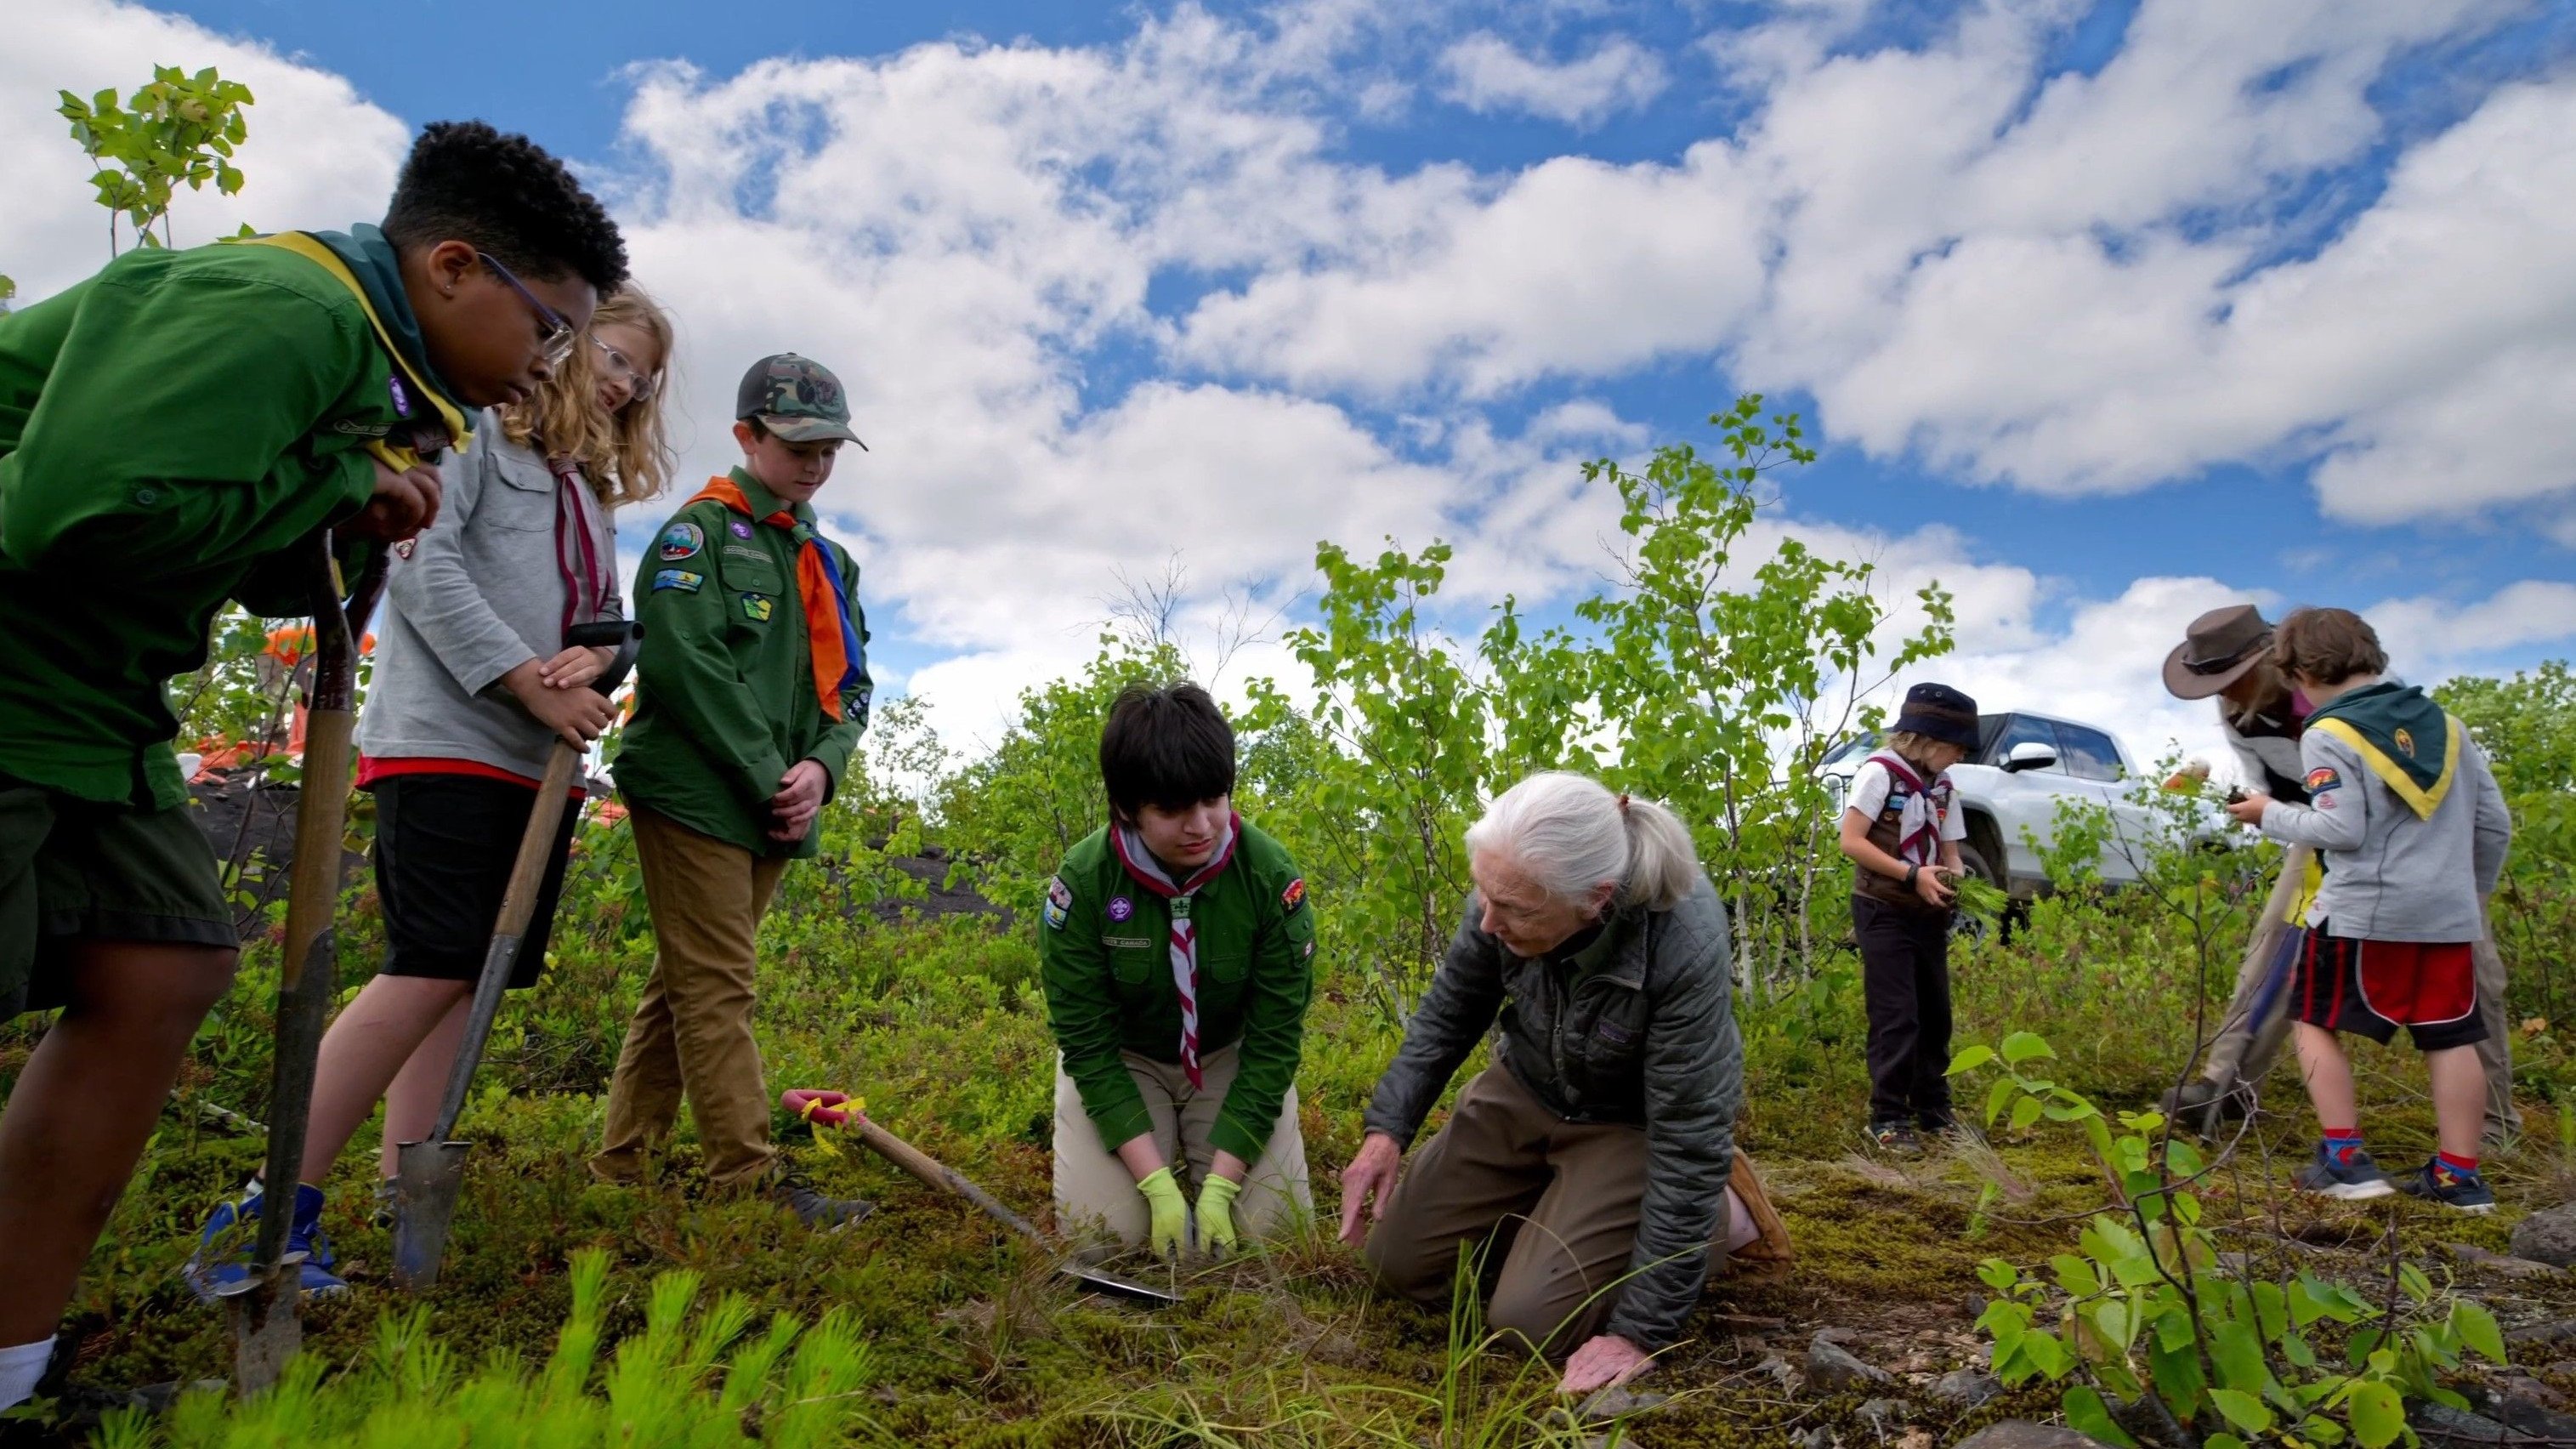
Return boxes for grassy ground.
[8,838,2576,1446]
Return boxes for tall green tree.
[59,64,255,255]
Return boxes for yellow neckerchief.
[2308,714,2465,821]
[233,232,471,470]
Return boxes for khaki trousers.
[1053,1043,1314,1249]
[2202,894,2519,1142]
[590,806,790,1190]
[1365,1064,1760,1358]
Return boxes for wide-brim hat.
[2164,605,2272,701]
[1893,682,1980,751]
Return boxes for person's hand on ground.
[2226,792,2272,827]
[1135,1167,1189,1259]
[349,454,444,541]
[503,659,617,749]
[1195,1174,1242,1257]
[537,645,616,690]
[1558,1333,1652,1395]
[1912,865,1956,909]
[1336,1131,1403,1247]
[768,760,830,842]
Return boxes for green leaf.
[2000,1031,2056,1065]
[2051,1254,2102,1298]
[2063,1385,2140,1448]
[2011,1094,2045,1132]
[2209,1389,2274,1435]
[2206,1437,2249,1449]
[2210,1320,2268,1395]
[1985,1075,2017,1127]
[1946,1044,1996,1076]
[1977,1259,2021,1294]
[2454,1299,2507,1364]
[2346,1380,2404,1448]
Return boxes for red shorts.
[2293,925,2487,1051]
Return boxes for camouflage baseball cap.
[735,352,867,450]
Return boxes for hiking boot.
[1923,1114,1986,1148]
[1866,1121,1923,1156]
[775,1175,876,1231]
[184,1181,347,1302]
[2398,1159,2495,1214]
[2292,1145,2393,1202]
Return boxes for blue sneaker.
[2294,1145,2394,1201]
[184,1182,347,1302]
[2400,1159,2496,1214]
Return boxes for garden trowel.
[389,619,642,1292]
[216,536,387,1393]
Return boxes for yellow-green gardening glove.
[1136,1168,1189,1259]
[1195,1174,1244,1258]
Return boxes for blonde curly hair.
[500,286,676,510]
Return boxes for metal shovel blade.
[389,1139,472,1292]
[1059,1262,1179,1304]
[216,1264,302,1392]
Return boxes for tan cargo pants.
[1053,1043,1314,1249]
[590,806,790,1190]
[1364,1064,1782,1358]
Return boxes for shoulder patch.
[652,569,704,594]
[2305,766,2341,794]
[1044,875,1072,931]
[1281,877,1306,913]
[658,521,705,560]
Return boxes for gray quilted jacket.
[1364,874,1741,1350]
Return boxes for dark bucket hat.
[2163,605,2272,701]
[1893,682,1980,751]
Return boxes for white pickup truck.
[1820,710,2188,895]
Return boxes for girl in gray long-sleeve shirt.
[185,289,675,1299]
[2227,607,2511,1213]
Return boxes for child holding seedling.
[589,353,874,1229]
[1838,682,1980,1156]
[2226,608,2512,1210]
[0,119,627,1409]
[186,287,675,1298]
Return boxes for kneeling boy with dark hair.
[1041,682,1318,1259]
[0,118,627,1406]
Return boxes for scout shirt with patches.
[1040,821,1315,1163]
[0,236,419,809]
[612,468,872,860]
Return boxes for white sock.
[0,1335,56,1411]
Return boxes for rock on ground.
[1806,1333,1894,1394]
[1931,1367,2004,1407]
[2511,1206,2576,1269]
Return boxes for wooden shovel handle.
[849,1117,1047,1245]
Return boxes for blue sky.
[6,0,2573,767]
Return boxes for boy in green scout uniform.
[1043,682,1317,1259]
[590,354,876,1228]
[0,121,628,1408]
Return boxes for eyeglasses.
[477,252,577,367]
[592,334,660,401]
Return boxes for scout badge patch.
[1282,878,1307,912]
[660,521,704,560]
[741,594,775,622]
[1108,896,1134,922]
[653,569,704,593]
[1044,877,1072,930]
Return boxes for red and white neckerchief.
[1109,815,1242,1088]
[545,453,611,637]
[1865,752,1952,867]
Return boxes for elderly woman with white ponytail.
[1338,771,1781,1395]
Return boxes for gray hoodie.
[2259,713,2511,943]
[353,417,624,779]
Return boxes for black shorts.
[2292,923,2487,1052]
[371,774,578,989]
[2,776,237,1017]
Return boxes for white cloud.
[1438,31,1670,128]
[0,0,406,303]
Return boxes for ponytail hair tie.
[1617,793,1631,814]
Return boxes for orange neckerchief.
[687,477,863,719]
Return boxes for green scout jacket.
[0,236,419,809]
[1041,821,1315,1163]
[613,468,872,859]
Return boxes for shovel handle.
[849,1117,1048,1246]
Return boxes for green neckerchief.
[306,224,465,406]
[2306,680,2461,819]
[729,467,815,530]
